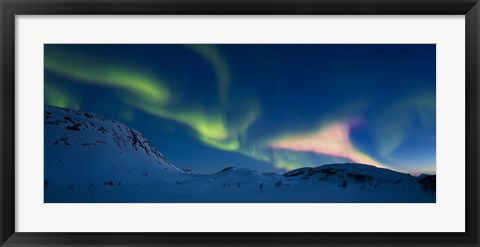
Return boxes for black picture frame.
[1,0,479,246]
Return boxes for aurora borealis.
[44,44,436,175]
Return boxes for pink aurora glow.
[270,120,387,169]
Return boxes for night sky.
[44,44,436,175]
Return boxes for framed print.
[1,0,479,246]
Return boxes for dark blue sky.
[44,44,436,175]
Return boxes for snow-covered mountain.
[44,106,435,203]
[44,106,183,201]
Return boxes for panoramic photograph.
[44,44,436,203]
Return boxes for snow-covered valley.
[44,106,435,203]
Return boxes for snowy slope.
[277,163,435,203]
[44,106,435,203]
[44,106,183,202]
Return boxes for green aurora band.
[44,45,272,166]
[44,80,81,111]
